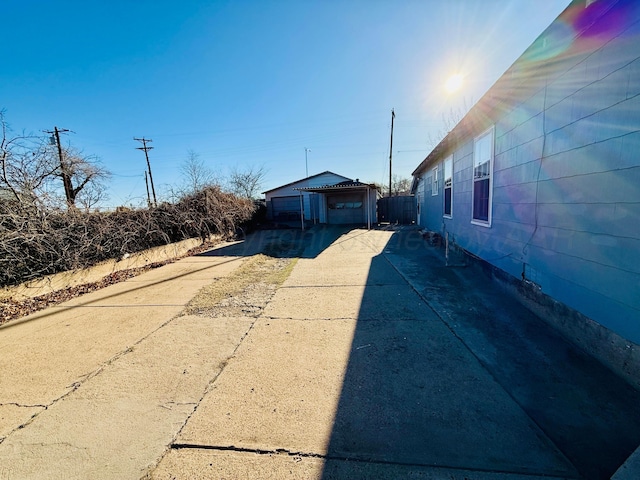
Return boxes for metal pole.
[304,147,311,225]
[305,147,310,178]
[389,109,395,197]
[367,186,371,230]
[299,192,305,231]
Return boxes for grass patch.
[183,254,298,315]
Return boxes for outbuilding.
[263,171,378,227]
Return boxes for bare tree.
[228,165,267,199]
[75,179,110,212]
[55,147,110,208]
[1,111,57,206]
[374,175,412,197]
[180,149,217,195]
[1,111,110,209]
[426,99,472,150]
[391,174,412,196]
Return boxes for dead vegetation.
[0,186,255,287]
[0,238,222,326]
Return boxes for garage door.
[271,196,302,221]
[327,194,365,224]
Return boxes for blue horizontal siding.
[413,1,640,344]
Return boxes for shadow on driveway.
[198,226,354,259]
[320,227,640,479]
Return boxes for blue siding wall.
[415,0,640,344]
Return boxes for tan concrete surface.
[176,317,356,453]
[0,248,253,479]
[1,227,600,479]
[263,283,433,321]
[0,404,43,439]
[157,228,578,479]
[0,256,244,408]
[0,315,253,480]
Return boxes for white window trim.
[471,126,495,228]
[431,166,439,196]
[443,155,453,219]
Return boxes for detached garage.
[296,179,379,228]
[263,172,379,227]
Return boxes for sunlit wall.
[414,0,640,343]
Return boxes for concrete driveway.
[1,227,639,479]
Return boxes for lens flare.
[444,74,464,94]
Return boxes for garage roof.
[262,171,350,194]
[295,179,378,193]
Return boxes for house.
[411,0,640,375]
[263,171,379,227]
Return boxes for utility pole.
[134,137,157,207]
[45,126,73,207]
[388,109,395,197]
[144,171,152,208]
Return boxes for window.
[328,201,363,209]
[443,156,453,217]
[431,166,438,196]
[472,127,494,225]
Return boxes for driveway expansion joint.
[168,443,579,478]
[171,443,325,459]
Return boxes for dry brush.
[0,186,255,287]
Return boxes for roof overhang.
[295,182,378,194]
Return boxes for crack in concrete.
[171,443,325,459]
[0,402,47,409]
[167,443,579,478]
[1,315,187,447]
[158,402,198,411]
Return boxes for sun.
[444,73,464,94]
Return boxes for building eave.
[262,171,351,194]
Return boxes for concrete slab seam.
[380,252,581,476]
[278,283,408,289]
[167,443,579,479]
[261,316,357,321]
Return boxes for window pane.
[474,132,492,168]
[473,178,490,221]
[444,187,452,216]
[444,157,452,181]
[474,161,490,179]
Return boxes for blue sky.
[2,0,569,207]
